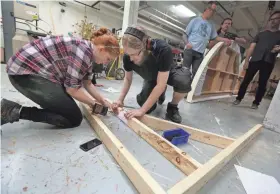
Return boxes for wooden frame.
[186,42,241,103]
[81,103,262,194]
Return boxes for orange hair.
[91,28,120,57]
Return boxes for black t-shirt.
[251,30,280,64]
[123,39,174,81]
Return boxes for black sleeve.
[252,33,260,43]
[158,47,173,72]
[123,54,133,72]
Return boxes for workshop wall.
[15,1,121,36]
[15,1,166,40]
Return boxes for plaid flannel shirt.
[7,36,94,88]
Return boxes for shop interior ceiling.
[93,1,280,39]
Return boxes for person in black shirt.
[112,26,192,123]
[233,11,280,109]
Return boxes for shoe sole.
[165,113,182,124]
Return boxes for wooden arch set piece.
[80,102,262,194]
[186,42,241,103]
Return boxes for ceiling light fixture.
[172,4,196,18]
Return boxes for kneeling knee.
[174,80,192,93]
[70,113,83,128]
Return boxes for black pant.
[91,73,97,85]
[236,60,274,105]
[183,49,204,78]
[9,75,83,128]
[137,66,192,112]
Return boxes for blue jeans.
[183,49,204,78]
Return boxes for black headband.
[124,27,146,41]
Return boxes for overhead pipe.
[215,1,233,17]
[67,0,182,41]
[151,8,186,26]
[100,1,183,40]
[140,10,185,32]
[73,0,100,11]
[102,1,184,34]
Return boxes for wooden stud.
[167,124,262,194]
[226,52,237,73]
[82,99,261,194]
[201,70,217,92]
[81,103,166,194]
[127,117,202,175]
[104,99,202,174]
[191,94,233,103]
[139,115,235,149]
[216,46,230,71]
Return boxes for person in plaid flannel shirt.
[1,28,120,128]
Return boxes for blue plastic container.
[163,128,190,146]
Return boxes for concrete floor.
[1,65,280,194]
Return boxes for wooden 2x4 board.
[81,102,262,194]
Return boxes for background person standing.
[182,1,231,78]
[209,18,247,68]
[233,11,280,109]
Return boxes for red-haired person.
[1,28,120,128]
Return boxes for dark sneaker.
[158,94,165,105]
[1,99,21,125]
[251,103,258,109]
[233,99,241,105]
[166,103,182,123]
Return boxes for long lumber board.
[167,124,263,194]
[105,99,202,175]
[139,115,235,149]
[81,103,166,194]
[127,117,202,175]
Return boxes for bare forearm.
[118,78,132,102]
[245,48,254,62]
[141,85,166,113]
[208,41,216,49]
[235,37,246,45]
[84,84,105,104]
[67,87,95,106]
[216,37,227,42]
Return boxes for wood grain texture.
[126,117,202,175]
[139,115,235,149]
[186,42,224,103]
[81,103,166,194]
[104,99,201,175]
[186,42,241,103]
[167,124,263,194]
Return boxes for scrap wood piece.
[167,124,263,194]
[81,103,166,194]
[139,115,235,149]
[127,117,202,175]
